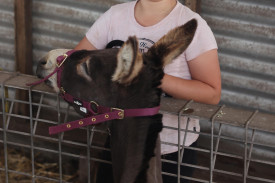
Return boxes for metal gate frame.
[1,71,275,183]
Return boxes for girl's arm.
[160,49,221,105]
[74,37,97,50]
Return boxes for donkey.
[36,19,197,183]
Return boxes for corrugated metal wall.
[0,0,274,114]
[200,0,275,113]
[32,0,127,64]
[0,0,14,71]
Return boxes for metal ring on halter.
[56,53,68,68]
[90,101,99,114]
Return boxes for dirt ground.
[1,145,275,183]
[0,148,80,183]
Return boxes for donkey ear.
[148,19,197,67]
[112,36,143,84]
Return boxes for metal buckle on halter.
[111,108,124,119]
[56,53,68,68]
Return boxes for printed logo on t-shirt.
[138,38,155,53]
[106,38,155,53]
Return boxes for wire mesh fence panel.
[1,71,275,183]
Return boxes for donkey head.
[36,19,197,105]
[36,19,197,183]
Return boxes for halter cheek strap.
[27,50,160,135]
[56,50,76,88]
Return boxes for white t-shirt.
[86,1,218,154]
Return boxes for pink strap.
[26,67,60,86]
[49,106,160,135]
[56,50,76,88]
[124,106,160,117]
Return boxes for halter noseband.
[27,50,160,135]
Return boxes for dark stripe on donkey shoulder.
[135,114,163,183]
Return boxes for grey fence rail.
[1,71,275,183]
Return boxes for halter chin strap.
[27,50,160,135]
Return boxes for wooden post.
[184,0,200,13]
[14,0,33,115]
[14,0,33,74]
